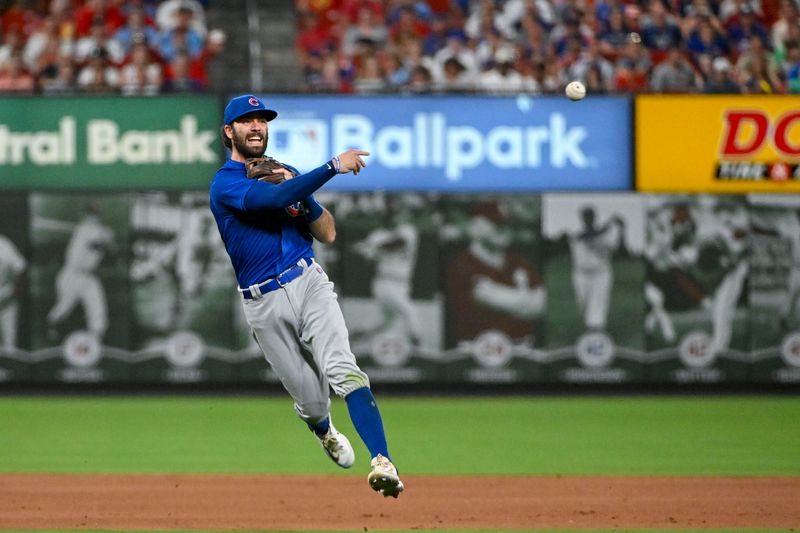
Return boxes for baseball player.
[644,201,706,343]
[567,206,624,332]
[643,205,679,343]
[0,234,26,352]
[130,195,220,330]
[209,95,403,498]
[173,199,220,325]
[47,203,113,341]
[352,200,422,346]
[696,200,749,356]
[446,201,545,345]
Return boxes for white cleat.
[368,454,404,498]
[316,424,355,469]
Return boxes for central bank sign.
[0,96,221,189]
[261,95,631,191]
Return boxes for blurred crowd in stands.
[295,0,800,94]
[3,0,798,96]
[0,0,225,94]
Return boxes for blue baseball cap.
[223,94,277,125]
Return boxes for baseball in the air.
[565,81,586,101]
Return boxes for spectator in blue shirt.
[158,5,203,62]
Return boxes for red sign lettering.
[721,111,769,156]
[721,109,800,158]
[774,111,800,156]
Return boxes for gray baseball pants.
[241,259,369,424]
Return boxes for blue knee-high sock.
[345,386,390,460]
[307,417,330,437]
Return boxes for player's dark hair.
[220,125,232,149]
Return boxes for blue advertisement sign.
[259,95,631,192]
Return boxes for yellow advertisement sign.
[636,95,800,192]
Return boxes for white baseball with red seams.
[566,81,587,101]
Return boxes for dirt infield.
[1,474,799,530]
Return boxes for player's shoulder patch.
[286,202,305,217]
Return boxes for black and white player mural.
[0,233,25,353]
[28,193,131,383]
[440,195,546,384]
[644,194,750,383]
[334,192,443,383]
[0,194,30,382]
[541,193,645,383]
[128,191,238,383]
[748,194,800,384]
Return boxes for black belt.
[241,258,313,300]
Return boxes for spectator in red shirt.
[74,0,125,38]
[339,0,383,22]
[1,0,40,39]
[614,32,651,92]
[297,10,337,57]
[187,27,225,89]
[389,6,430,43]
[296,0,342,29]
[75,16,125,65]
[162,50,202,92]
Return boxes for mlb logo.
[270,119,328,172]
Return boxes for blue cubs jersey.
[209,158,335,288]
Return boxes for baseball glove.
[244,157,297,184]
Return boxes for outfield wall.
[0,95,798,388]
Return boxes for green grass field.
[2,395,799,533]
[2,395,799,475]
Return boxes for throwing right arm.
[242,149,369,212]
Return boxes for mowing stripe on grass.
[1,396,798,475]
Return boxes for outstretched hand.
[337,149,370,175]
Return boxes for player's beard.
[232,128,268,159]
